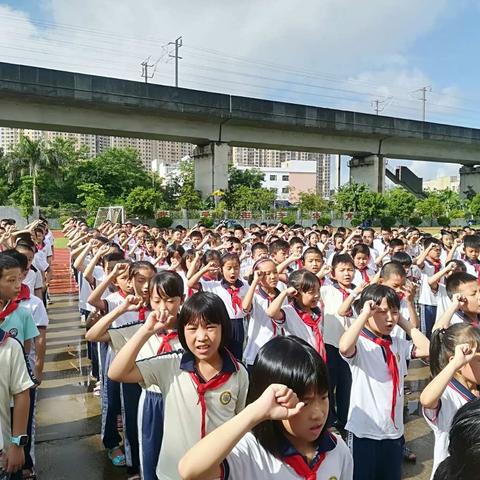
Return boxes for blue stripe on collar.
[180,348,238,374]
[449,378,477,402]
[281,430,336,458]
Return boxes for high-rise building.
[232,147,331,198]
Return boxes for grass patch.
[54,236,69,249]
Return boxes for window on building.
[270,175,277,181]
[282,175,289,181]
[282,187,289,194]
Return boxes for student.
[267,269,326,361]
[88,271,184,480]
[420,324,480,478]
[457,234,480,281]
[15,240,43,300]
[179,335,353,480]
[351,243,374,285]
[416,238,444,339]
[108,292,249,480]
[434,272,480,329]
[301,247,330,281]
[339,284,430,480]
[242,258,286,368]
[188,253,249,360]
[433,398,480,480]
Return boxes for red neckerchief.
[296,259,303,270]
[456,310,480,328]
[292,302,326,363]
[360,327,399,427]
[425,258,442,274]
[203,272,218,281]
[36,242,45,251]
[463,256,480,282]
[397,291,405,301]
[0,300,19,320]
[257,286,284,335]
[118,290,128,298]
[16,284,31,302]
[333,282,353,317]
[284,454,326,480]
[222,279,243,315]
[358,268,370,283]
[138,306,148,322]
[189,351,238,438]
[156,331,178,355]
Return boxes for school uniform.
[342,328,413,480]
[136,348,249,480]
[24,266,43,297]
[223,431,353,479]
[243,287,287,367]
[434,283,451,325]
[199,278,249,360]
[0,301,39,346]
[110,323,182,480]
[423,379,477,479]
[353,267,375,287]
[418,260,442,339]
[321,283,354,430]
[0,329,36,474]
[462,256,480,281]
[368,247,379,271]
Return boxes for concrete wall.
[0,206,38,228]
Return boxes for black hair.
[434,398,480,480]
[289,236,304,247]
[1,249,28,271]
[331,253,354,271]
[337,227,347,235]
[389,238,405,249]
[351,243,370,258]
[391,251,413,268]
[102,252,126,267]
[446,272,478,299]
[424,237,442,249]
[247,336,329,458]
[189,230,203,239]
[128,260,156,279]
[15,239,36,253]
[446,259,467,273]
[180,248,197,273]
[381,226,392,232]
[355,284,400,312]
[380,261,407,280]
[220,252,240,268]
[177,292,231,353]
[166,244,185,266]
[233,225,245,234]
[269,239,289,255]
[288,269,320,293]
[463,235,480,250]
[149,271,184,299]
[362,228,375,235]
[202,249,221,267]
[0,254,21,279]
[430,323,480,377]
[302,247,323,261]
[251,242,268,257]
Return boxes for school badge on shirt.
[219,391,232,406]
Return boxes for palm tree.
[4,135,77,207]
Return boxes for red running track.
[49,231,78,295]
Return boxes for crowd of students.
[1,217,480,480]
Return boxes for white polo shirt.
[281,303,322,353]
[199,279,249,319]
[136,349,249,480]
[418,262,441,306]
[342,328,413,440]
[423,379,477,478]
[243,288,287,366]
[320,284,353,348]
[224,431,353,479]
[104,291,143,327]
[0,332,35,465]
[24,267,43,294]
[353,267,375,287]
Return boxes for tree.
[125,187,163,218]
[332,183,368,216]
[384,188,417,221]
[469,193,480,218]
[4,135,75,206]
[77,183,107,225]
[416,192,446,220]
[8,176,34,218]
[297,192,328,213]
[228,167,264,190]
[230,185,275,211]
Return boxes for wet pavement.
[35,293,435,479]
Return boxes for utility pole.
[141,57,155,83]
[168,36,183,87]
[370,97,392,115]
[414,85,432,121]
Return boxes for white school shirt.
[32,251,48,273]
[281,304,319,351]
[243,288,287,366]
[320,284,352,348]
[0,333,35,464]
[353,267,375,286]
[224,432,353,480]
[18,295,48,364]
[418,262,440,306]
[435,283,452,325]
[104,291,143,327]
[24,267,43,294]
[342,329,413,439]
[462,257,480,280]
[373,238,387,256]
[136,349,249,480]
[391,297,412,341]
[199,279,249,319]
[423,379,477,478]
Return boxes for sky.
[0,0,479,186]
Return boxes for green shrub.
[199,217,215,228]
[350,217,362,227]
[155,217,173,228]
[281,213,297,227]
[408,216,423,227]
[437,216,451,228]
[318,215,332,226]
[380,216,396,229]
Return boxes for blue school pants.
[228,318,245,361]
[138,389,164,480]
[419,304,437,340]
[326,343,352,430]
[349,433,403,480]
[101,373,122,450]
[120,382,142,475]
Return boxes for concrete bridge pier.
[193,142,229,198]
[459,165,480,198]
[349,154,385,193]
